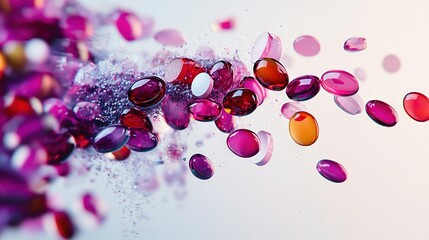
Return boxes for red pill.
[403,92,429,122]
[128,77,166,108]
[164,58,205,85]
[223,88,257,116]
[253,58,289,91]
[119,107,153,131]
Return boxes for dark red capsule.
[223,88,257,116]
[253,58,289,91]
[119,107,153,131]
[106,146,131,161]
[164,58,205,85]
[52,211,76,239]
[43,133,76,165]
[128,77,166,108]
[208,60,233,91]
[286,75,320,101]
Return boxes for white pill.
[25,38,50,64]
[191,72,214,98]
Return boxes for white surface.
[4,0,429,239]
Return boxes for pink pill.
[293,35,320,57]
[251,32,282,63]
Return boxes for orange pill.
[0,53,6,79]
[289,111,319,146]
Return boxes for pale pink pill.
[191,72,214,98]
[250,32,282,63]
[344,37,367,52]
[383,54,401,73]
[154,29,186,46]
[354,68,367,81]
[334,94,364,115]
[281,102,307,119]
[293,35,320,57]
[248,131,274,166]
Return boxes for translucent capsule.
[250,32,282,63]
[211,18,235,31]
[365,100,398,127]
[164,58,205,85]
[43,133,76,165]
[209,60,233,91]
[0,52,6,79]
[320,70,359,96]
[286,75,320,101]
[126,129,158,152]
[188,98,222,122]
[115,10,143,41]
[11,145,47,174]
[247,131,274,166]
[281,102,307,119]
[62,15,93,41]
[9,72,60,99]
[3,115,59,149]
[119,107,153,132]
[154,29,186,46]
[191,72,214,98]
[289,111,319,146]
[0,167,34,203]
[215,109,236,133]
[92,125,130,153]
[73,101,101,121]
[161,95,190,130]
[343,37,367,52]
[105,146,131,161]
[63,40,92,62]
[253,58,289,91]
[44,211,76,239]
[293,35,321,57]
[240,76,267,105]
[223,88,257,116]
[317,159,347,183]
[73,192,107,230]
[4,95,42,117]
[403,92,429,122]
[189,154,215,180]
[334,94,364,115]
[128,77,166,108]
[227,129,260,158]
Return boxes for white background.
[4,0,429,239]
